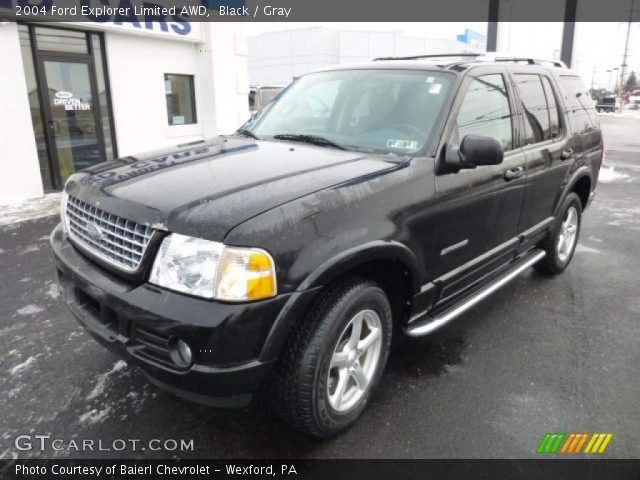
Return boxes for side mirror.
[446,134,504,172]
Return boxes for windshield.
[243,69,454,155]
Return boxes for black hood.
[66,137,407,241]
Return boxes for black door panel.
[521,142,571,228]
[432,68,526,298]
[510,70,574,229]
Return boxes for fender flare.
[555,166,592,217]
[297,240,422,293]
[258,240,421,362]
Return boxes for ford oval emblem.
[86,222,103,240]
[55,91,73,99]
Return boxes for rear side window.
[514,74,551,145]
[453,74,513,151]
[559,75,592,110]
[541,77,561,138]
[559,75,599,132]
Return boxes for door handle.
[504,166,524,181]
[561,148,574,160]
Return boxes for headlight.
[149,233,277,301]
[60,191,69,233]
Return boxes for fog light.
[168,337,193,368]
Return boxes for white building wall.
[105,33,204,156]
[249,27,482,86]
[104,25,249,158]
[248,27,340,86]
[203,23,251,130]
[0,22,45,204]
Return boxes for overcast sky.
[245,22,639,90]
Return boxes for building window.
[18,25,53,191]
[91,33,117,161]
[35,26,88,54]
[164,74,196,125]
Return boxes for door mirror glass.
[446,134,504,172]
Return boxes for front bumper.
[50,224,293,406]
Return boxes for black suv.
[51,54,602,437]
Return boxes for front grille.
[66,195,155,273]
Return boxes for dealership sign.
[54,91,91,111]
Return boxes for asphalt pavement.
[1,115,639,459]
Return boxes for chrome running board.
[405,249,546,337]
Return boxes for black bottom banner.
[1,459,639,480]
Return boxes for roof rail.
[477,53,567,68]
[372,52,567,69]
[373,53,481,61]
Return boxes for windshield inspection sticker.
[387,139,419,150]
[428,83,442,94]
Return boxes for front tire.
[535,192,582,275]
[269,277,392,438]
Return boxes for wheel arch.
[556,167,592,216]
[258,241,421,362]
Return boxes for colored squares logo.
[537,433,613,454]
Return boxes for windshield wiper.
[272,134,352,151]
[236,128,260,139]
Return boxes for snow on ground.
[78,407,113,425]
[599,166,632,183]
[86,360,128,401]
[9,356,38,376]
[45,282,60,300]
[0,193,63,226]
[597,107,640,119]
[16,304,44,316]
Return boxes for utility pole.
[618,0,636,104]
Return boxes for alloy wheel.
[557,205,579,262]
[327,309,383,412]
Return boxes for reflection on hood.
[81,141,257,188]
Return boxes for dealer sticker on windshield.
[387,139,419,150]
[428,83,442,94]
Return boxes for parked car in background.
[249,85,285,114]
[52,53,602,438]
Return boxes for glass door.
[40,57,104,186]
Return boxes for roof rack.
[373,53,481,61]
[478,53,567,68]
[372,52,567,69]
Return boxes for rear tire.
[268,276,392,438]
[535,192,582,275]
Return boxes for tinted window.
[541,76,561,138]
[164,74,196,125]
[559,75,593,109]
[560,75,599,133]
[515,74,550,144]
[454,74,513,151]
